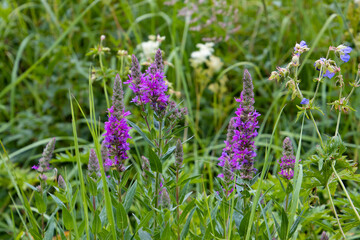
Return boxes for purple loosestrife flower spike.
[154,49,164,72]
[175,139,184,169]
[88,149,100,177]
[58,175,66,190]
[104,75,132,172]
[278,137,298,180]
[149,49,164,74]
[32,137,56,172]
[223,158,233,185]
[233,70,260,179]
[159,187,171,209]
[141,156,150,179]
[218,70,260,181]
[112,74,125,118]
[140,51,169,113]
[101,141,111,172]
[320,231,329,240]
[125,55,143,104]
[218,118,236,173]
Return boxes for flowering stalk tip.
[58,175,66,190]
[112,74,125,117]
[32,137,56,173]
[278,137,298,180]
[175,139,184,169]
[219,70,260,180]
[88,149,100,177]
[104,76,132,172]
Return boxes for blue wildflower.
[300,98,309,105]
[314,57,337,79]
[336,45,352,63]
[294,40,309,54]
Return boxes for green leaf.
[29,228,42,240]
[161,146,176,161]
[87,175,98,196]
[21,189,39,232]
[70,188,79,211]
[116,203,127,230]
[44,217,55,240]
[279,208,288,240]
[128,120,156,148]
[124,180,137,212]
[49,193,66,208]
[239,210,251,237]
[180,208,196,240]
[148,148,163,173]
[92,211,102,235]
[34,191,46,214]
[161,223,171,240]
[179,200,195,224]
[130,211,153,240]
[62,206,74,230]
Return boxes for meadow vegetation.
[1,0,360,239]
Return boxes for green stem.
[331,163,360,222]
[294,65,324,149]
[326,184,346,239]
[309,111,324,149]
[154,120,163,232]
[176,168,180,240]
[285,182,289,211]
[227,177,237,239]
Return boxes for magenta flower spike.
[103,75,132,172]
[219,70,260,180]
[278,137,299,180]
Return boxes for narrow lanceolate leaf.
[128,120,156,148]
[148,148,163,173]
[124,180,137,211]
[69,92,89,239]
[116,203,128,230]
[279,208,289,240]
[180,208,196,240]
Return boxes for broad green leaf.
[34,191,46,214]
[62,206,74,230]
[148,148,163,173]
[116,203,128,229]
[279,208,288,240]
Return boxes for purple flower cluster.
[278,137,298,180]
[125,49,169,114]
[335,44,352,62]
[103,75,131,172]
[32,138,56,173]
[314,57,337,79]
[88,149,100,177]
[218,70,260,180]
[293,40,309,55]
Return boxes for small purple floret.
[300,98,309,105]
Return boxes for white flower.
[190,42,215,66]
[206,55,223,73]
[140,40,160,59]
